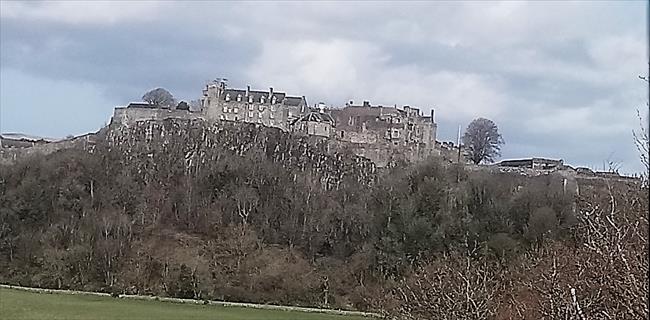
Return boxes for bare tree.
[462,118,504,164]
[634,75,649,184]
[142,88,176,107]
[514,181,648,319]
[389,247,503,320]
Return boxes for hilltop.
[0,117,646,318]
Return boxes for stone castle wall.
[111,107,203,126]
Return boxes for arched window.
[248,95,253,103]
[225,93,231,102]
[236,94,242,102]
[271,96,277,104]
[260,96,265,103]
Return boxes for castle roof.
[127,102,157,109]
[284,96,306,107]
[221,88,304,105]
[291,111,334,125]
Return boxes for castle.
[110,80,438,167]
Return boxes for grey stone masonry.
[201,81,307,130]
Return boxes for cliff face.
[105,119,377,189]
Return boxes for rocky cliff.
[105,119,377,189]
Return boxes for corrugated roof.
[1,133,59,142]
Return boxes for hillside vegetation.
[0,120,647,319]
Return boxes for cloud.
[248,39,507,121]
[0,1,162,25]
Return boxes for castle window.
[272,96,277,104]
[225,93,231,102]
[248,111,254,118]
[249,104,254,111]
[234,107,239,113]
[220,115,225,120]
[248,95,253,103]
[236,94,242,102]
[234,116,239,121]
[270,105,276,112]
[269,112,274,119]
[258,105,264,112]
[261,96,265,103]
[222,106,228,113]
[258,112,263,118]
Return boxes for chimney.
[269,87,273,98]
[349,100,354,106]
[246,85,250,96]
[363,100,370,108]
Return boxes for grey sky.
[0,1,647,173]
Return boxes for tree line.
[0,129,645,317]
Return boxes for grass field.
[0,288,372,320]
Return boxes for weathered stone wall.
[111,107,204,127]
[106,119,377,189]
[204,99,288,130]
[201,84,305,131]
[329,140,439,168]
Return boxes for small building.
[126,102,158,109]
[0,133,57,148]
[290,110,335,137]
[498,158,564,170]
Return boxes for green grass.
[0,288,371,320]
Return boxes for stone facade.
[325,101,438,166]
[290,109,335,138]
[329,101,436,149]
[111,105,203,127]
[201,81,307,130]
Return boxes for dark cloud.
[1,15,259,102]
